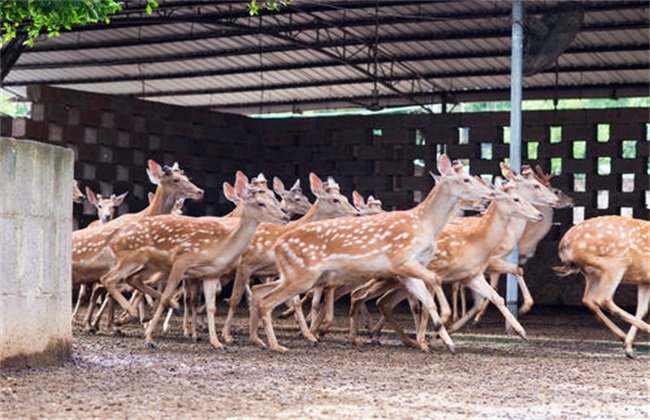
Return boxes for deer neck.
[415,182,461,238]
[219,211,263,263]
[472,201,517,254]
[141,185,178,216]
[282,200,323,232]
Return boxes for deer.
[248,154,496,353]
[220,173,360,344]
[102,171,289,348]
[463,164,574,324]
[71,187,128,321]
[73,180,85,203]
[274,177,312,218]
[348,178,547,351]
[72,160,204,332]
[554,215,650,358]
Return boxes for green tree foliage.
[1,0,159,47]
[248,0,291,16]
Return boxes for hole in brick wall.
[502,126,510,144]
[481,174,494,184]
[551,157,562,174]
[646,123,650,141]
[373,128,383,137]
[646,191,650,209]
[527,142,538,160]
[480,143,493,160]
[621,174,635,192]
[413,191,423,204]
[597,190,609,209]
[413,158,425,171]
[620,207,634,218]
[436,144,447,160]
[597,157,611,175]
[550,126,562,143]
[458,127,469,144]
[573,206,585,224]
[573,173,586,192]
[99,146,113,163]
[116,165,129,182]
[133,184,146,200]
[597,124,610,142]
[415,128,426,146]
[622,140,636,158]
[572,140,586,159]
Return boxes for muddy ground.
[2,303,648,419]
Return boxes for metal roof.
[2,0,648,115]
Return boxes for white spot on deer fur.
[577,242,587,250]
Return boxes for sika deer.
[72,160,204,330]
[249,154,495,353]
[554,215,649,358]
[273,177,312,218]
[104,171,289,348]
[220,173,359,343]
[71,187,128,321]
[350,179,543,350]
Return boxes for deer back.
[557,216,650,285]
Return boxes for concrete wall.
[1,138,73,369]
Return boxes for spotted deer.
[103,171,289,348]
[220,173,359,344]
[249,154,495,353]
[554,215,650,358]
[73,180,85,203]
[273,177,312,218]
[349,179,544,350]
[71,187,128,321]
[72,160,204,331]
[468,164,574,324]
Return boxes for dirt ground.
[2,303,648,419]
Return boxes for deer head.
[73,180,85,203]
[430,156,496,204]
[533,164,574,209]
[352,191,384,216]
[493,178,544,222]
[224,171,289,224]
[500,162,559,207]
[86,187,128,225]
[273,177,312,217]
[146,160,204,207]
[309,173,359,218]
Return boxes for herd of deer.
[69,155,649,358]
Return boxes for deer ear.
[273,177,286,195]
[147,192,155,204]
[291,179,301,191]
[147,160,164,184]
[352,191,365,210]
[223,182,238,203]
[309,173,324,197]
[500,162,518,180]
[113,192,128,207]
[235,171,251,200]
[85,187,98,205]
[437,154,453,176]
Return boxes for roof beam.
[12,21,647,70]
[5,43,646,86]
[123,63,649,98]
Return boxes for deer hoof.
[445,342,456,354]
[370,339,382,347]
[270,345,288,353]
[111,329,124,337]
[145,342,156,349]
[625,349,635,359]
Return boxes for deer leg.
[623,285,650,359]
[594,270,650,334]
[473,272,501,324]
[222,267,252,344]
[451,282,461,322]
[100,262,142,320]
[251,272,317,352]
[203,278,224,349]
[434,284,451,323]
[314,286,337,335]
[459,274,527,340]
[144,261,189,347]
[582,271,628,341]
[82,283,102,332]
[349,281,380,347]
[308,286,324,334]
[375,287,420,349]
[72,284,87,321]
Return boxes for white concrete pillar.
[1,138,73,369]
